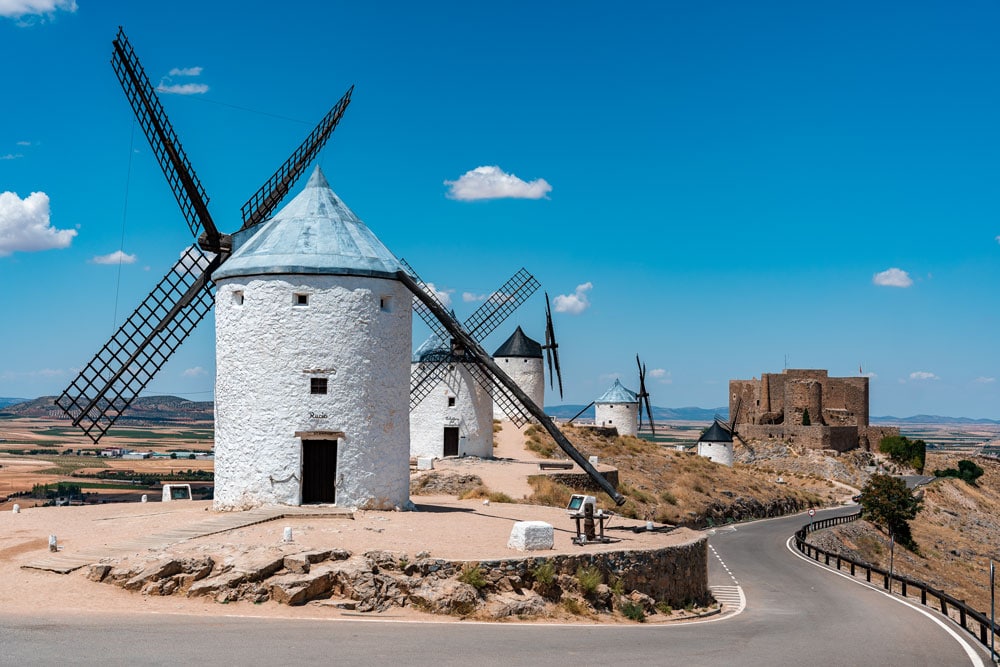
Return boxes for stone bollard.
[141,494,148,503]
[12,504,20,514]
[48,535,58,552]
[283,527,293,543]
[646,521,655,531]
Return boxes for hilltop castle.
[730,369,897,452]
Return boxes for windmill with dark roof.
[697,396,744,466]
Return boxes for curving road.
[0,507,989,666]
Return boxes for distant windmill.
[541,292,564,400]
[635,354,656,436]
[699,395,744,466]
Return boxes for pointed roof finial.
[306,165,330,189]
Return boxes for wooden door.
[443,427,459,457]
[301,439,337,504]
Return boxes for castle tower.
[492,326,544,420]
[697,421,734,466]
[594,379,639,436]
[410,334,493,459]
[212,167,412,510]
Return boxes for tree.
[878,435,926,474]
[859,474,923,550]
[933,460,984,486]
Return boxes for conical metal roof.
[596,378,637,404]
[493,326,542,359]
[698,421,733,443]
[214,167,405,281]
[412,333,448,363]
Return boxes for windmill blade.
[461,268,539,341]
[729,395,743,433]
[56,247,223,443]
[399,258,451,340]
[110,28,221,250]
[568,401,595,424]
[409,354,451,411]
[542,292,563,399]
[643,393,656,436]
[465,360,531,427]
[397,268,625,505]
[240,85,354,231]
[552,344,564,400]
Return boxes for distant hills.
[2,396,996,425]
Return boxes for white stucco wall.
[409,363,493,459]
[595,401,638,437]
[213,274,412,511]
[697,441,734,466]
[492,356,544,421]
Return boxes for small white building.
[212,167,412,511]
[594,379,639,436]
[697,421,734,466]
[409,335,493,459]
[492,326,544,420]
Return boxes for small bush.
[531,561,555,586]
[458,564,488,590]
[576,565,602,595]
[655,601,673,615]
[620,601,646,622]
[561,598,587,615]
[659,490,677,505]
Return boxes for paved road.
[0,507,988,666]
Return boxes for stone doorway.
[443,427,459,457]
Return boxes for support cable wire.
[112,118,137,333]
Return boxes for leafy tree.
[802,408,811,426]
[933,460,984,486]
[859,473,923,550]
[878,435,926,474]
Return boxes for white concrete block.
[416,457,435,470]
[507,520,554,551]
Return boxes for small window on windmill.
[447,396,456,407]
[233,290,244,306]
[310,377,328,395]
[294,293,309,306]
[380,295,392,312]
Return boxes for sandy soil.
[0,422,700,622]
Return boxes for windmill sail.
[542,292,564,399]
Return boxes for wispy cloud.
[444,166,552,201]
[0,191,76,256]
[426,282,454,309]
[975,376,996,384]
[16,140,31,146]
[995,235,1000,245]
[182,366,208,378]
[172,246,216,276]
[1,153,23,160]
[649,368,672,384]
[0,0,77,24]
[873,267,913,288]
[91,250,137,265]
[909,371,939,381]
[157,66,209,95]
[553,282,592,315]
[462,292,487,303]
[0,367,65,380]
[863,372,878,379]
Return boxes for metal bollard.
[283,527,293,543]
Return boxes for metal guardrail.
[794,512,999,656]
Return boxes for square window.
[380,295,392,312]
[310,377,328,395]
[294,293,309,306]
[447,396,456,407]
[233,291,244,305]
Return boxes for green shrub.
[879,435,926,473]
[620,600,646,622]
[659,490,677,505]
[531,561,556,586]
[561,598,587,615]
[655,601,673,614]
[576,565,602,595]
[934,460,984,486]
[458,564,488,590]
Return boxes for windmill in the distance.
[569,354,654,438]
[697,396,744,466]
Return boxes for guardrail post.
[901,580,907,597]
[940,598,947,616]
[825,553,830,566]
[921,587,926,605]
[837,556,842,570]
[959,605,966,629]
[884,573,889,590]
[866,567,871,582]
[850,562,855,576]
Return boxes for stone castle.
[730,369,898,452]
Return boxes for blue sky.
[1,1,998,418]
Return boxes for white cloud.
[91,250,137,265]
[156,83,209,95]
[168,66,203,77]
[444,165,552,201]
[995,235,1000,245]
[649,368,672,384]
[553,282,592,315]
[157,66,209,95]
[0,0,76,22]
[975,376,996,384]
[863,372,878,379]
[1,154,23,160]
[0,191,76,256]
[909,371,939,381]
[0,367,64,380]
[873,267,913,288]
[425,282,453,309]
[16,140,30,146]
[462,292,487,303]
[182,366,208,378]
[172,246,215,276]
